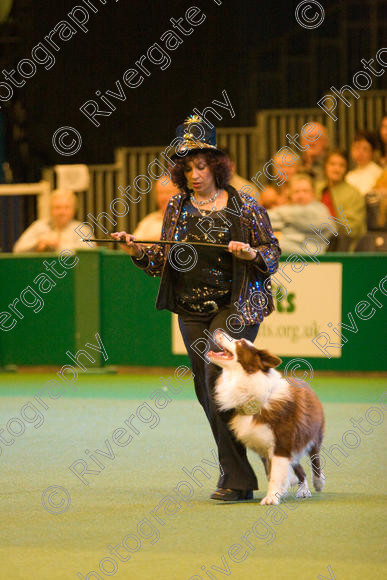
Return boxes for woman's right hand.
[110,232,144,258]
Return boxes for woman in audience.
[316,150,366,251]
[345,130,383,195]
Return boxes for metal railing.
[255,91,387,169]
[0,181,51,251]
[2,90,386,250]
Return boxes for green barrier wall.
[0,250,386,370]
[0,253,75,365]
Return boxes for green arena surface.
[0,373,386,580]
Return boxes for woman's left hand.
[228,241,257,261]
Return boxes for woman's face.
[325,154,347,184]
[351,139,373,167]
[184,154,216,195]
[380,117,387,145]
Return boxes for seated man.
[268,173,332,255]
[345,130,383,195]
[133,177,180,241]
[13,189,89,253]
[300,122,329,181]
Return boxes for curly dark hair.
[170,150,232,193]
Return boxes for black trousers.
[178,306,260,490]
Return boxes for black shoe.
[210,488,253,501]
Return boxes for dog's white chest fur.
[231,415,274,457]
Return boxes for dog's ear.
[236,341,262,374]
[257,349,282,372]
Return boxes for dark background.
[0,0,386,168]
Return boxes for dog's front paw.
[295,481,312,499]
[260,493,281,505]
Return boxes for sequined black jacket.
[131,185,281,325]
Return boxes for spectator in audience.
[223,149,260,200]
[133,177,180,241]
[13,189,89,253]
[300,122,329,181]
[377,115,387,169]
[316,150,366,250]
[355,165,387,252]
[272,152,301,200]
[374,170,387,228]
[268,173,332,254]
[345,130,383,195]
[259,185,288,210]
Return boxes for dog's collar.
[235,378,275,415]
[236,397,262,415]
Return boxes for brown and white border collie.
[208,330,325,505]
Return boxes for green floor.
[0,374,386,580]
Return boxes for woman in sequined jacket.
[111,117,281,501]
[127,184,280,324]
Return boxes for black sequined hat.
[171,115,224,159]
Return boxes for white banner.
[55,164,90,192]
[172,263,342,358]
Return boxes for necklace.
[190,190,220,216]
[191,189,220,206]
